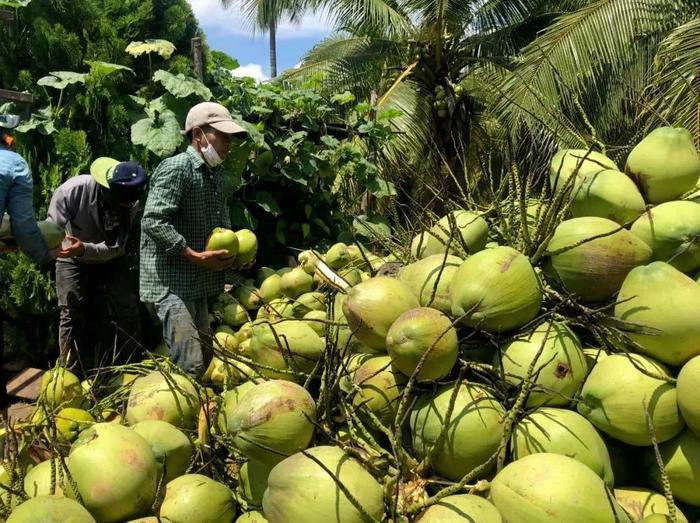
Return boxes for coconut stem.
[645,404,678,523]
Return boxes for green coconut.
[570,169,646,224]
[224,380,316,466]
[625,127,700,204]
[209,358,256,388]
[217,381,258,433]
[223,301,249,327]
[545,217,651,302]
[450,246,542,332]
[259,274,283,302]
[490,453,631,523]
[614,262,700,365]
[325,242,352,269]
[54,408,94,442]
[235,229,258,267]
[23,459,66,497]
[614,487,688,523]
[303,310,327,337]
[249,319,324,378]
[7,495,95,523]
[386,307,458,381]
[132,420,193,484]
[68,423,158,522]
[511,407,614,486]
[214,331,239,353]
[410,383,505,481]
[577,353,684,446]
[645,428,700,506]
[417,494,503,522]
[352,355,407,426]
[279,268,314,299]
[127,519,174,523]
[239,459,273,506]
[499,322,587,407]
[160,474,236,523]
[126,371,201,430]
[342,276,420,350]
[292,291,326,318]
[397,254,463,314]
[236,511,269,523]
[40,368,84,409]
[411,210,488,258]
[339,353,375,394]
[677,355,700,437]
[631,201,700,273]
[549,149,618,192]
[256,298,294,321]
[584,347,609,370]
[262,445,384,523]
[234,285,262,311]
[206,227,239,258]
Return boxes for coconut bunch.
[8,126,700,522]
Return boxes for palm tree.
[222,0,308,78]
[284,0,554,203]
[285,0,699,202]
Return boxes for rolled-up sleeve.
[141,161,187,255]
[8,157,48,265]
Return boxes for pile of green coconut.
[3,126,700,523]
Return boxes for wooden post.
[0,89,33,105]
[0,9,14,37]
[192,37,204,81]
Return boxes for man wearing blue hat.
[48,157,147,368]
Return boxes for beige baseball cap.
[184,102,247,135]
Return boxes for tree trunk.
[269,19,278,78]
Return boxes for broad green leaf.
[353,213,391,239]
[15,107,56,135]
[253,191,281,216]
[229,201,257,229]
[367,176,396,198]
[302,223,311,239]
[153,70,212,100]
[131,110,182,157]
[37,71,87,90]
[125,40,176,59]
[0,0,31,7]
[331,91,356,105]
[85,61,135,77]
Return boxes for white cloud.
[230,63,268,83]
[188,0,333,39]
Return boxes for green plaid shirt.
[139,146,231,303]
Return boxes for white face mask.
[198,131,223,168]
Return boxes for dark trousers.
[56,258,141,370]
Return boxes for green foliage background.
[0,0,397,362]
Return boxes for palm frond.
[283,34,403,100]
[311,0,413,37]
[496,0,696,148]
[641,17,700,141]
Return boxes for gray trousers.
[153,292,212,378]
[56,258,141,369]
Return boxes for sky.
[187,0,334,82]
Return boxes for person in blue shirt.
[0,115,79,263]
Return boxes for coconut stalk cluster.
[3,126,700,522]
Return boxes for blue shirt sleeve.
[5,155,49,265]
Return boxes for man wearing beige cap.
[140,101,247,377]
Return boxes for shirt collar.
[186,145,206,170]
